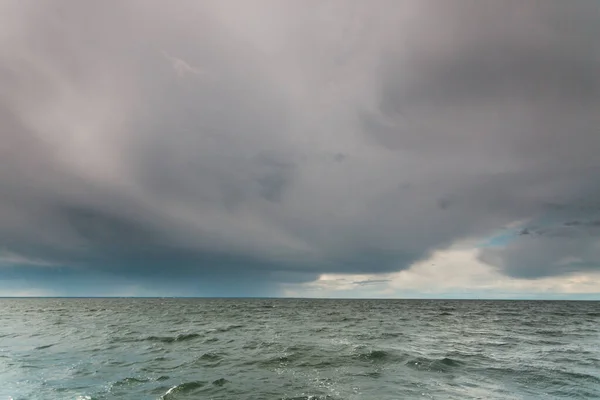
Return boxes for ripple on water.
[159,379,229,399]
[208,324,245,333]
[199,352,222,361]
[354,349,408,364]
[406,356,465,373]
[212,378,228,386]
[112,377,150,386]
[160,381,206,399]
[142,333,201,343]
[33,344,55,350]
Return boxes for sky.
[1,0,600,298]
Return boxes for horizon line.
[0,296,598,301]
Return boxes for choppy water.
[1,299,599,400]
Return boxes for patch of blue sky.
[478,231,518,248]
[477,209,599,249]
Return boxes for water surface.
[1,299,599,399]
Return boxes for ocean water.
[1,299,599,400]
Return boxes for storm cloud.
[1,1,599,295]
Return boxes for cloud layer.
[1,1,599,296]
[283,244,600,299]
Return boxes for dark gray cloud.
[0,0,599,295]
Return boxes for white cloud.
[284,243,600,298]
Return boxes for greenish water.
[1,298,599,399]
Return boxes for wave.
[406,356,464,372]
[160,381,206,399]
[34,344,55,350]
[354,349,409,364]
[112,377,149,386]
[585,312,600,317]
[559,370,600,384]
[109,332,202,344]
[189,352,224,368]
[377,332,403,339]
[159,378,229,398]
[143,333,201,343]
[199,352,222,361]
[481,365,600,389]
[255,354,299,367]
[212,378,228,386]
[209,324,245,333]
[357,349,389,361]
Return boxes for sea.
[1,298,599,400]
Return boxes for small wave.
[113,377,149,386]
[160,381,206,399]
[199,352,222,361]
[558,370,600,384]
[284,344,314,353]
[353,370,382,378]
[355,349,400,363]
[484,340,511,347]
[379,332,402,338]
[34,344,55,350]
[213,324,244,333]
[483,366,600,389]
[361,350,388,360]
[144,333,201,343]
[212,378,228,386]
[531,339,564,346]
[255,353,299,367]
[406,356,464,372]
[585,312,600,317]
[437,357,463,367]
[191,352,224,367]
[535,329,564,336]
[297,359,339,368]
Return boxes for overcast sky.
[1,0,599,298]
